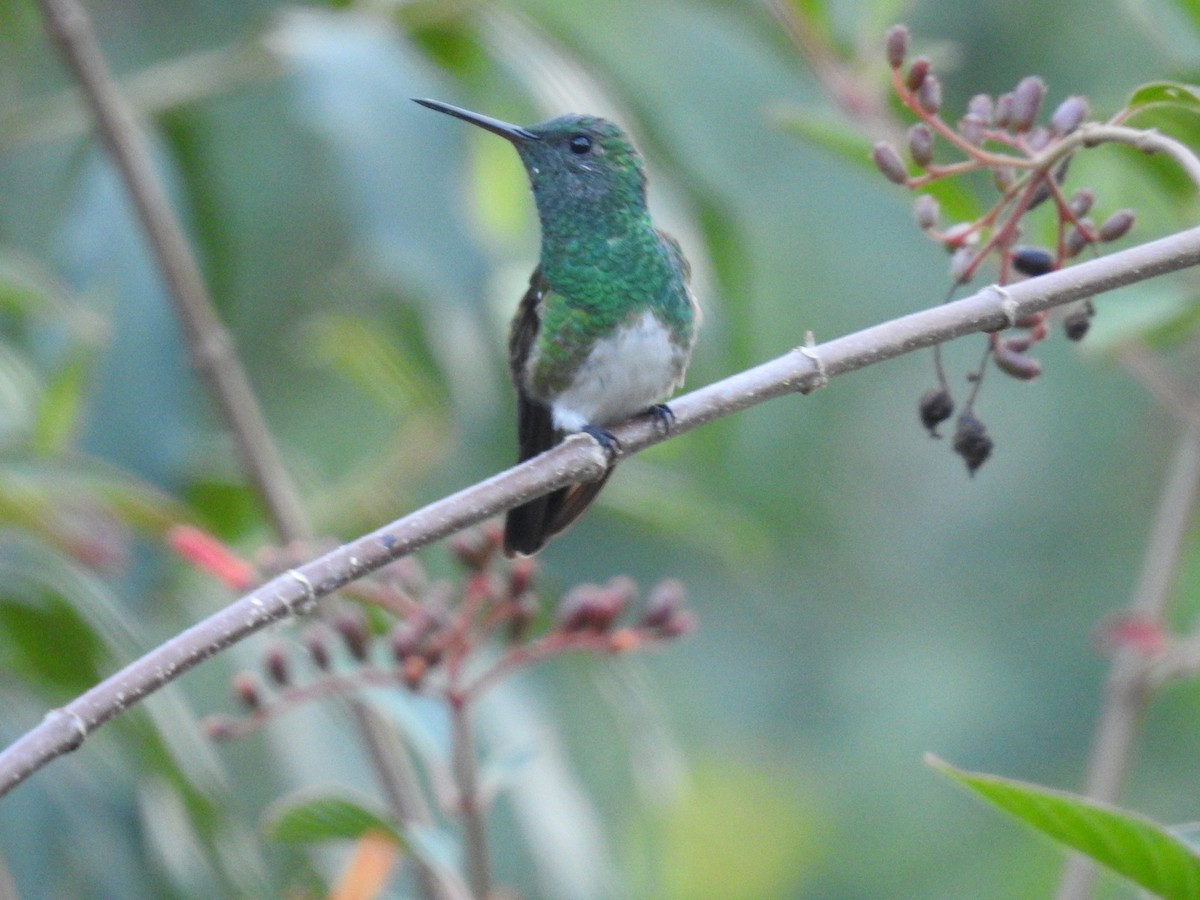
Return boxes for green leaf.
[32,348,93,453]
[263,787,404,846]
[929,755,1200,899]
[1126,81,1200,115]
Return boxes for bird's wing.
[505,269,566,555]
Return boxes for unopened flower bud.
[402,654,428,690]
[232,672,264,711]
[1098,209,1135,242]
[1068,188,1095,217]
[958,114,986,146]
[590,577,636,631]
[907,123,934,167]
[885,25,909,69]
[918,388,954,437]
[948,245,974,283]
[917,74,942,115]
[994,93,1014,129]
[1010,76,1046,132]
[642,578,686,629]
[304,627,332,671]
[905,57,930,92]
[1003,335,1033,353]
[334,607,370,662]
[1065,218,1094,257]
[993,343,1043,381]
[993,167,1015,193]
[508,556,537,598]
[967,93,994,123]
[872,141,908,185]
[1050,95,1089,136]
[203,714,237,741]
[389,621,423,661]
[556,584,602,633]
[1025,127,1051,152]
[264,643,290,688]
[508,590,539,642]
[167,524,256,591]
[953,413,993,476]
[1011,246,1056,277]
[914,194,939,230]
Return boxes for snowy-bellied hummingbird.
[414,99,699,556]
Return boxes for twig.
[449,695,490,898]
[1055,363,1200,900]
[2,223,1200,799]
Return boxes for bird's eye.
[568,134,592,155]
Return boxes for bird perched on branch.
[415,99,700,556]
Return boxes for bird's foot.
[647,403,675,434]
[582,425,621,461]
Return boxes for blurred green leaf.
[263,787,403,845]
[304,311,446,414]
[654,756,819,899]
[1126,80,1200,114]
[1077,283,1197,352]
[930,755,1200,899]
[0,588,108,695]
[31,347,92,452]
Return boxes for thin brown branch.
[2,222,1200,799]
[449,696,490,899]
[1055,371,1200,899]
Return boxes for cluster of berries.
[875,25,1136,474]
[183,523,694,739]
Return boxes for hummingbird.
[414,98,699,556]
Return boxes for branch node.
[283,569,317,616]
[796,331,829,393]
[990,284,1020,328]
[45,708,88,752]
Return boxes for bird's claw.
[582,425,621,460]
[647,403,675,433]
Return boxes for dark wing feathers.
[502,268,614,556]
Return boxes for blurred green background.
[3,0,1200,897]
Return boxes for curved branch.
[2,223,1199,798]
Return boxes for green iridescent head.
[413,99,650,229]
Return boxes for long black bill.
[412,98,540,142]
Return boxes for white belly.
[549,311,689,433]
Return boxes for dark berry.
[919,388,955,437]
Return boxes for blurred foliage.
[930,755,1200,899]
[2,0,1200,897]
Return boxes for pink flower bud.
[905,57,930,92]
[1010,76,1046,132]
[885,25,909,69]
[914,194,939,230]
[1098,209,1135,242]
[917,74,942,115]
[872,141,908,185]
[167,524,256,591]
[993,343,1042,381]
[967,94,994,123]
[907,123,934,167]
[1050,95,1089,136]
